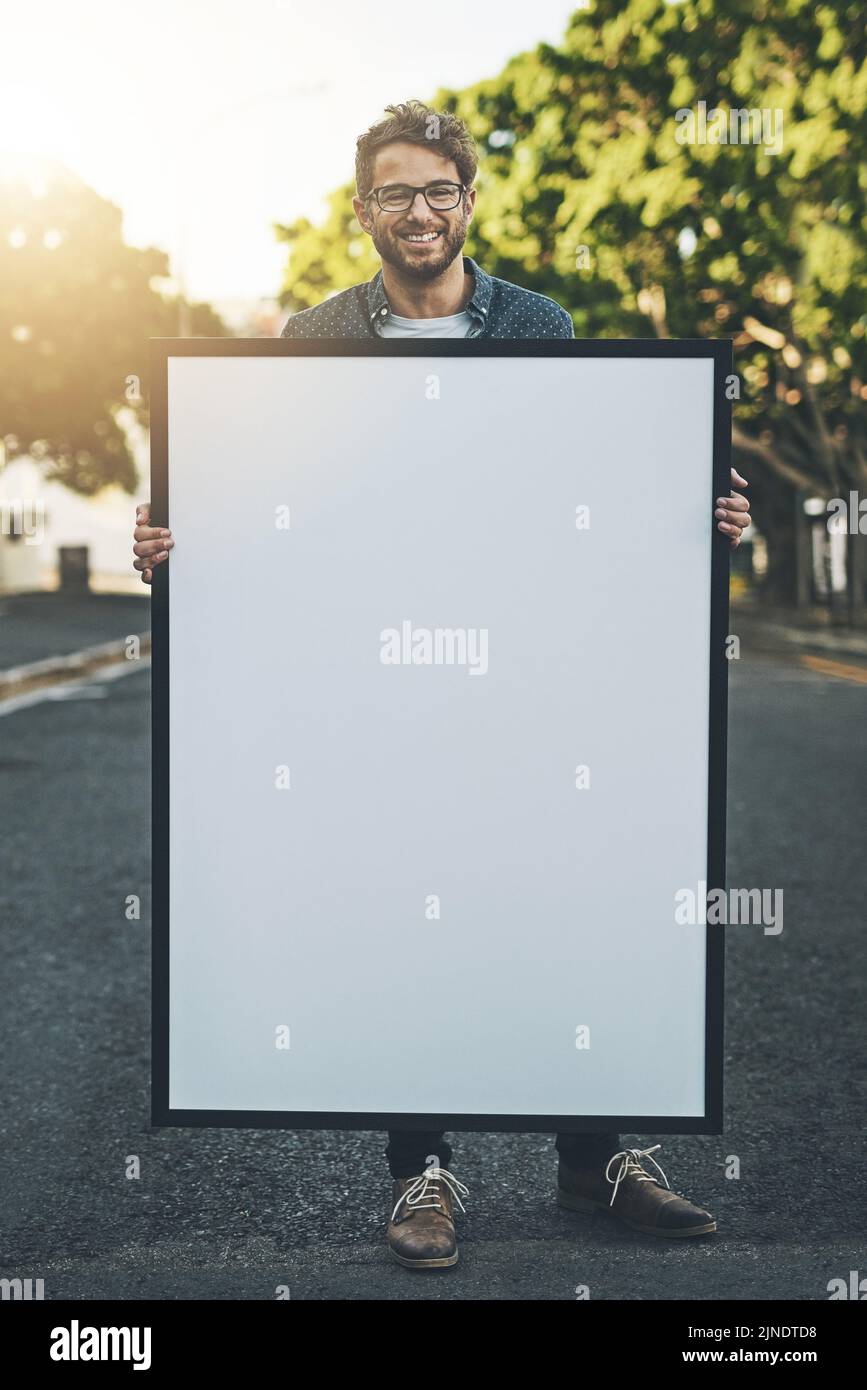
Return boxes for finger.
[136,502,151,526]
[715,509,750,529]
[731,467,748,488]
[729,533,741,548]
[133,537,174,559]
[716,494,750,512]
[717,520,740,536]
[133,549,169,572]
[134,524,172,542]
[141,568,152,585]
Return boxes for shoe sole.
[557,1187,716,1238]
[388,1246,459,1269]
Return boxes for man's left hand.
[715,467,751,547]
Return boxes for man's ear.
[353,195,374,235]
[464,187,477,226]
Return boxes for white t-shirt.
[379,309,473,339]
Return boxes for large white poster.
[151,339,729,1132]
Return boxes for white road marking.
[45,684,109,700]
[0,656,150,717]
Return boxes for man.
[134,100,750,1271]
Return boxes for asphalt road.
[0,640,864,1300]
[0,592,150,667]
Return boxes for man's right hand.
[133,503,173,585]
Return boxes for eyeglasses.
[365,181,466,213]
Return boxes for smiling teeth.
[404,232,439,241]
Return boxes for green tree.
[275,183,379,312]
[0,161,227,495]
[276,0,867,603]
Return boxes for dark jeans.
[385,1129,622,1179]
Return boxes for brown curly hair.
[355,100,478,198]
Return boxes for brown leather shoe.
[557,1144,716,1238]
[387,1167,468,1269]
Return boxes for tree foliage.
[0,161,227,495]
[276,0,867,505]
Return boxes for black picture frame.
[150,336,731,1135]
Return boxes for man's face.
[353,141,475,281]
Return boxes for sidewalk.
[0,591,151,698]
[732,599,867,662]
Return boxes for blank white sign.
[155,343,727,1129]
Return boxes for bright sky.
[1,0,578,307]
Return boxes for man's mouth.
[398,229,443,244]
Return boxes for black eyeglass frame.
[363,180,467,212]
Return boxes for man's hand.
[132,473,750,579]
[133,503,173,584]
[715,467,751,547]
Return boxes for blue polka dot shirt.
[280,256,574,340]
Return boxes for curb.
[732,608,867,660]
[744,623,867,659]
[0,633,152,701]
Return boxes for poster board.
[150,338,730,1133]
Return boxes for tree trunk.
[847,530,867,627]
[748,471,799,607]
[794,490,811,608]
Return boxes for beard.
[370,204,469,281]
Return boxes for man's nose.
[406,190,432,218]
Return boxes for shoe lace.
[604,1145,671,1208]
[391,1166,469,1222]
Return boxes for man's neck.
[380,256,474,319]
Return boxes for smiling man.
[133,99,750,1272]
[277,104,577,342]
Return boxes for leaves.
[0,161,228,494]
[276,0,867,495]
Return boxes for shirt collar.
[366,255,491,329]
